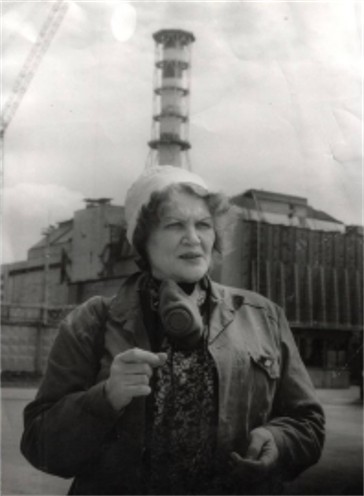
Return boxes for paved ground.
[1,386,363,495]
[284,387,363,495]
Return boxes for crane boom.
[1,0,69,135]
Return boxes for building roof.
[307,207,342,224]
[231,189,343,224]
[240,189,308,206]
[29,219,73,251]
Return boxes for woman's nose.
[183,225,200,245]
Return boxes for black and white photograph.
[1,1,363,495]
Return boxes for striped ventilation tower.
[148,29,195,169]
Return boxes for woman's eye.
[165,222,182,229]
[197,221,212,229]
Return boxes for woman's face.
[146,189,216,283]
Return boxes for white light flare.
[110,3,137,42]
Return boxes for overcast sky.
[2,1,362,264]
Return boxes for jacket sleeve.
[264,306,325,480]
[20,296,121,478]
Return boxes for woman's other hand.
[105,348,167,411]
[230,427,279,480]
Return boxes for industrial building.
[2,187,362,388]
[1,27,363,389]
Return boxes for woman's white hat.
[125,165,209,245]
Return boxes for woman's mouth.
[179,253,202,260]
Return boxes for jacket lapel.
[208,280,238,344]
[107,272,151,352]
[108,274,239,349]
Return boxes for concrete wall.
[308,367,351,389]
[72,205,124,282]
[1,324,59,374]
[3,266,69,306]
[0,321,353,390]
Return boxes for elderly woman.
[21,166,325,495]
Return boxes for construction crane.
[1,0,69,136]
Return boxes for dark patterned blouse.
[140,277,224,495]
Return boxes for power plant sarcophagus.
[1,28,362,391]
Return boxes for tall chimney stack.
[148,29,195,168]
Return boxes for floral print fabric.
[145,338,220,495]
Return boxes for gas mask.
[158,279,206,350]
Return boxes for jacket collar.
[108,272,146,333]
[208,279,243,344]
[108,272,243,342]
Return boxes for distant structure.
[1,27,363,391]
[148,29,195,168]
[1,0,68,136]
[231,190,345,232]
[1,192,362,388]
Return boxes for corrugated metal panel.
[223,219,363,330]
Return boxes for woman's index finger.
[118,348,166,367]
